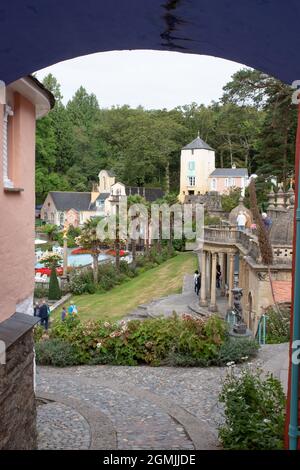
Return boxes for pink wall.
[210,176,243,193]
[0,94,36,322]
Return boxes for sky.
[36,50,245,110]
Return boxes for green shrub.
[215,337,259,366]
[266,306,290,344]
[34,285,49,299]
[69,269,94,294]
[35,339,84,367]
[204,214,221,226]
[35,314,228,367]
[219,366,286,450]
[48,267,61,300]
[221,187,242,212]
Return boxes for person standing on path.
[33,301,40,317]
[61,306,67,321]
[39,299,49,330]
[236,211,247,231]
[194,270,201,296]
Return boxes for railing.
[256,314,267,345]
[204,226,239,244]
[204,226,293,267]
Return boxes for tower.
[178,134,215,202]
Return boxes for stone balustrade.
[204,226,291,266]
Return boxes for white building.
[178,135,249,201]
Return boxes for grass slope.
[63,252,197,322]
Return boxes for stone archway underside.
[1,0,300,85]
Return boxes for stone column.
[239,256,244,289]
[63,234,68,277]
[209,252,218,312]
[219,252,226,296]
[228,253,235,307]
[200,250,208,306]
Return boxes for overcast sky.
[36,50,244,110]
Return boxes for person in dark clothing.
[61,306,67,321]
[39,299,49,330]
[194,270,201,295]
[216,264,221,288]
[33,302,40,317]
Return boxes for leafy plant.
[35,314,230,367]
[35,339,84,367]
[265,306,290,344]
[219,366,286,450]
[215,337,259,366]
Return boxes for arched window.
[103,176,106,190]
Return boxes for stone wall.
[0,329,37,450]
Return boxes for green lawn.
[60,252,197,322]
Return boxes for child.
[61,306,67,321]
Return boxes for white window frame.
[188,176,195,186]
[3,104,14,188]
[211,178,217,191]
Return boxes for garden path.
[36,343,289,450]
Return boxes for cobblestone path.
[36,343,288,450]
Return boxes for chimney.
[232,163,236,169]
[90,182,100,204]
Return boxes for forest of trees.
[35,68,298,204]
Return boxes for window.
[188,161,195,171]
[103,176,106,190]
[188,176,195,186]
[2,104,14,188]
[96,199,105,210]
[211,178,217,190]
[228,178,235,186]
[60,212,65,226]
[191,149,194,155]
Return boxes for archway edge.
[1,0,300,84]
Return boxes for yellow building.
[178,134,215,202]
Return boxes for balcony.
[204,226,292,266]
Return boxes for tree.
[75,217,106,283]
[127,194,148,268]
[39,252,62,301]
[48,267,61,301]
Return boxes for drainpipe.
[289,169,300,449]
[288,100,300,450]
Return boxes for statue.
[231,287,247,334]
[63,221,69,238]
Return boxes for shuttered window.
[2,104,14,188]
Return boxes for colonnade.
[199,248,236,312]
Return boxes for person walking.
[68,302,78,318]
[194,270,201,295]
[33,302,40,317]
[61,306,67,321]
[236,211,247,231]
[39,299,49,330]
[262,212,272,231]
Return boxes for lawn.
[59,252,197,322]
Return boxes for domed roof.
[229,197,253,227]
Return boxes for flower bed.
[34,315,259,367]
